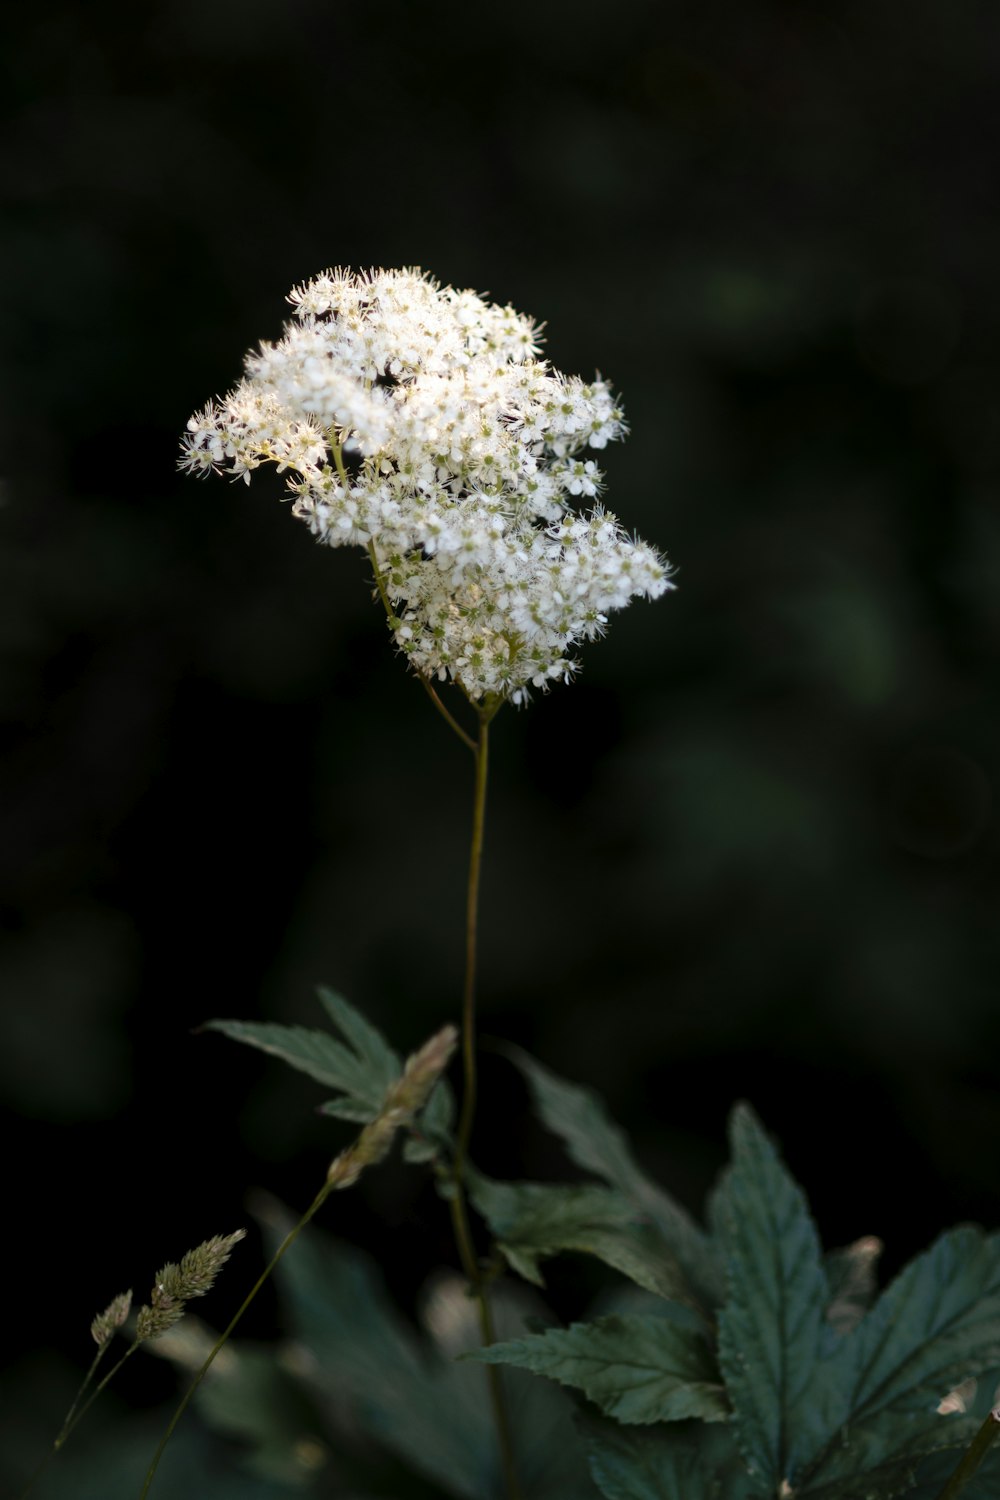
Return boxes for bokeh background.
[4,0,1000,1490]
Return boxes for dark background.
[3,0,1000,1484]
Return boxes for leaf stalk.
[934,1406,1000,1500]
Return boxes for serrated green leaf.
[709,1107,1000,1498]
[203,990,401,1123]
[315,987,401,1092]
[472,1314,728,1424]
[468,1173,691,1302]
[261,1199,587,1500]
[796,1225,1000,1494]
[510,1049,721,1309]
[711,1104,841,1497]
[800,1449,932,1500]
[838,1225,1000,1423]
[585,1421,754,1500]
[586,1423,711,1500]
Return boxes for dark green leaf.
[586,1423,709,1500]
[472,1314,728,1424]
[797,1225,1000,1494]
[800,1450,937,1500]
[511,1049,721,1308]
[469,1173,690,1302]
[203,990,401,1123]
[710,1104,841,1497]
[262,1199,587,1500]
[585,1421,754,1500]
[316,987,401,1092]
[709,1107,1000,1497]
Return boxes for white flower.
[181,267,673,704]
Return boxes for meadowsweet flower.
[181,268,673,703]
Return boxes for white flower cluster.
[181,268,672,704]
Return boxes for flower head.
[181,268,673,703]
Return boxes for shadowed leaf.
[585,1421,754,1500]
[471,1313,727,1424]
[710,1104,837,1495]
[469,1173,691,1302]
[709,1106,1000,1497]
[510,1048,721,1309]
[261,1199,587,1500]
[204,989,401,1123]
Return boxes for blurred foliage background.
[3,0,1000,1490]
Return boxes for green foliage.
[710,1106,1000,1498]
[710,1102,837,1490]
[509,1048,722,1309]
[203,992,399,1124]
[144,1317,334,1485]
[259,1199,589,1500]
[468,1173,691,1301]
[475,1073,1000,1500]
[200,1001,1000,1500]
[584,1421,754,1500]
[13,1413,302,1500]
[474,1313,727,1424]
[189,1341,321,1484]
[204,988,454,1155]
[902,1443,1000,1500]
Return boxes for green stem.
[138,1180,333,1499]
[54,1342,137,1449]
[18,1344,138,1500]
[365,539,476,752]
[59,1342,107,1435]
[455,713,490,1180]
[328,433,351,490]
[934,1406,1000,1500]
[447,713,521,1500]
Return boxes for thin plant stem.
[934,1406,1000,1500]
[58,1343,138,1444]
[418,675,478,751]
[365,539,476,752]
[59,1342,107,1434]
[446,713,521,1500]
[329,438,476,750]
[138,1179,334,1499]
[18,1344,138,1500]
[328,433,351,490]
[455,713,490,1179]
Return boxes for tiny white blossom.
[181,267,673,704]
